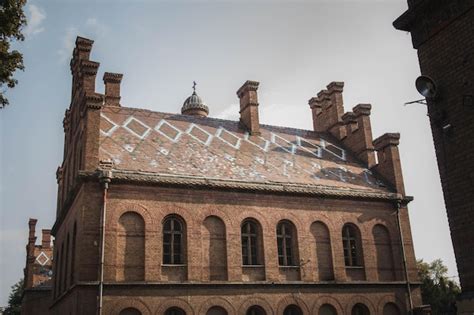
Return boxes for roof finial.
[192,81,197,94]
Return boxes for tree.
[3,278,23,315]
[417,259,461,315]
[0,0,27,108]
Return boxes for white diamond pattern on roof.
[100,113,119,136]
[186,123,213,146]
[36,251,49,266]
[123,116,151,139]
[155,119,182,142]
[215,127,241,149]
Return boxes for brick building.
[394,1,474,313]
[21,219,53,315]
[23,36,425,314]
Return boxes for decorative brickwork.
[20,35,425,314]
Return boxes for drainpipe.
[396,200,414,315]
[98,170,112,315]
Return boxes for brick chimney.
[28,218,37,245]
[41,229,51,249]
[341,104,377,168]
[103,72,123,106]
[237,80,260,135]
[308,82,346,140]
[373,133,405,195]
[70,37,99,96]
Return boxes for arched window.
[207,306,228,315]
[117,212,145,281]
[383,303,400,315]
[311,221,334,280]
[70,222,77,284]
[119,308,141,315]
[165,307,186,315]
[241,220,261,265]
[163,216,184,264]
[277,221,297,266]
[202,216,227,280]
[342,224,362,267]
[373,224,395,281]
[351,303,370,315]
[283,305,303,315]
[64,234,70,290]
[246,305,266,315]
[319,304,337,315]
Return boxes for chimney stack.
[28,218,37,244]
[341,104,377,168]
[373,133,405,195]
[41,229,51,249]
[103,72,123,106]
[308,82,346,140]
[237,80,260,135]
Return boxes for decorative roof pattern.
[99,107,390,193]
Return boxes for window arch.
[311,221,334,280]
[342,224,363,267]
[117,212,145,281]
[119,308,141,315]
[246,305,266,315]
[383,303,400,315]
[351,303,370,315]
[163,216,185,265]
[241,219,263,265]
[319,304,337,315]
[165,307,186,315]
[373,224,395,281]
[283,305,303,315]
[207,306,228,315]
[277,220,298,266]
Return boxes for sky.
[0,0,458,306]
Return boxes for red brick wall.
[406,5,474,291]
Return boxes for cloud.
[24,4,46,37]
[58,27,79,63]
[57,18,108,63]
[215,104,240,120]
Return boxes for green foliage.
[417,259,460,315]
[3,278,24,315]
[0,0,27,108]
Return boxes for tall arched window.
[202,216,227,280]
[319,304,337,315]
[342,224,362,267]
[165,307,186,315]
[241,220,261,265]
[383,303,400,315]
[163,216,184,264]
[64,234,70,290]
[351,303,370,315]
[119,308,141,315]
[373,224,395,281]
[277,221,297,266]
[70,222,77,284]
[117,212,145,281]
[283,305,303,315]
[207,306,228,315]
[246,305,266,315]
[311,221,334,280]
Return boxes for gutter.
[97,170,112,315]
[395,200,414,315]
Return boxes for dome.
[181,85,209,117]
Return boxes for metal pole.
[98,171,111,315]
[396,200,414,315]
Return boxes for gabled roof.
[99,106,391,195]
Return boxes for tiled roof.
[99,106,391,194]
